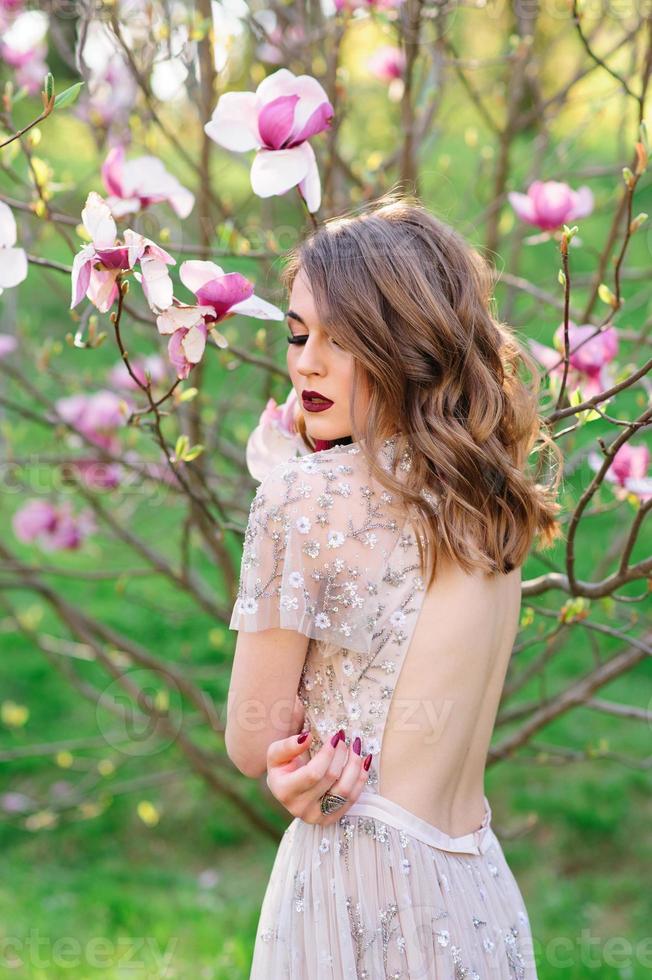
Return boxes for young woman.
[227,193,562,978]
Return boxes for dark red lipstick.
[302,389,334,413]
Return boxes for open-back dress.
[229,435,538,979]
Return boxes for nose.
[295,336,326,378]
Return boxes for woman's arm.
[225,627,309,778]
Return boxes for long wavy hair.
[280,192,564,582]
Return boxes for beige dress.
[230,436,538,979]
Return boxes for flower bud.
[629,212,648,233]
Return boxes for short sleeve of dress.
[228,448,405,655]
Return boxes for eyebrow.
[286,309,307,326]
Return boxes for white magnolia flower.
[0,202,28,296]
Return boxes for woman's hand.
[265,728,372,827]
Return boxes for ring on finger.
[320,791,348,815]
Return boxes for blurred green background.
[1,5,651,978]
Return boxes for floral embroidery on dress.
[229,437,430,793]
[234,438,538,979]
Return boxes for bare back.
[380,554,522,835]
[230,435,523,839]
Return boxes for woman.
[227,193,562,978]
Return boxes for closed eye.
[286,333,342,348]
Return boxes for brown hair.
[280,191,564,584]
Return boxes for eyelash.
[286,333,341,349]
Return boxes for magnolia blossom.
[529,321,618,399]
[55,389,131,490]
[0,0,26,14]
[508,180,594,232]
[0,334,18,357]
[108,354,168,392]
[367,45,405,81]
[254,15,305,65]
[71,192,175,313]
[12,499,96,551]
[0,201,28,296]
[78,56,137,134]
[101,145,195,219]
[246,388,310,481]
[55,390,131,452]
[204,68,333,213]
[156,260,284,380]
[588,443,652,502]
[0,9,49,95]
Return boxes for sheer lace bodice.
[230,436,522,837]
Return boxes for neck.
[313,436,353,451]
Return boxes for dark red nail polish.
[297,730,310,744]
[363,753,373,771]
[330,730,341,747]
[352,736,361,755]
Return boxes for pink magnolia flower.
[155,306,212,381]
[71,192,175,313]
[62,458,123,490]
[588,443,652,502]
[0,792,34,814]
[78,57,137,134]
[0,334,18,357]
[0,10,49,96]
[108,354,168,392]
[0,201,28,296]
[101,145,195,219]
[55,390,131,453]
[246,388,310,481]
[367,45,405,82]
[55,390,131,489]
[156,260,284,380]
[529,321,618,399]
[0,0,26,14]
[508,180,594,232]
[12,499,96,551]
[256,22,306,65]
[204,68,333,213]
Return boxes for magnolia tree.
[0,0,650,838]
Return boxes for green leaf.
[569,388,583,407]
[174,434,189,459]
[597,283,617,308]
[182,444,204,462]
[579,408,601,423]
[53,82,85,110]
[178,387,198,403]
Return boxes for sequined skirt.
[249,791,539,979]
